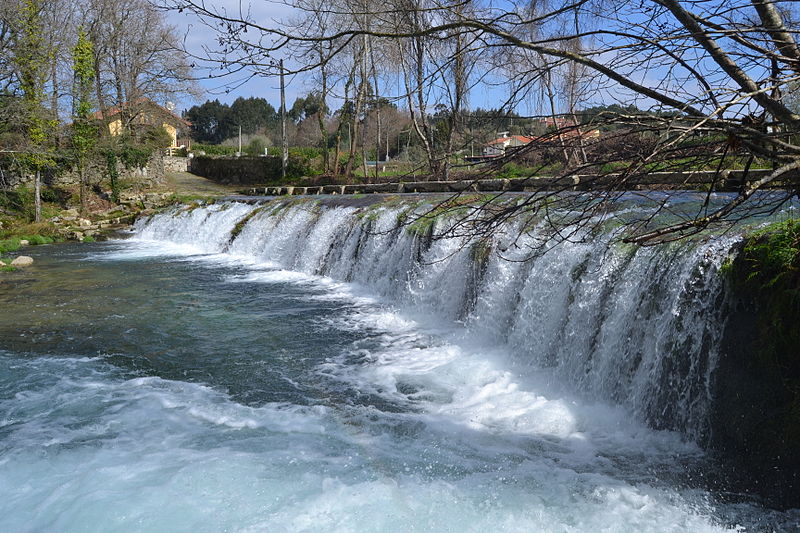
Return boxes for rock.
[10,256,33,267]
[70,231,85,240]
[18,239,29,246]
[0,260,6,266]
[77,218,92,227]
[63,208,79,217]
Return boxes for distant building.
[483,132,536,157]
[93,98,191,148]
[481,127,601,159]
[538,117,578,130]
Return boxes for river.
[0,196,798,531]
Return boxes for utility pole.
[470,112,474,157]
[280,59,288,181]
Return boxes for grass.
[0,239,21,254]
[0,234,60,256]
[721,219,800,286]
[170,193,216,205]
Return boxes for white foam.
[75,199,793,529]
[0,348,765,532]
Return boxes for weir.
[6,193,800,530]
[137,197,735,442]
[235,168,781,196]
[134,194,800,510]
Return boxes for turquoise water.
[0,214,797,531]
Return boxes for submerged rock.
[10,256,33,267]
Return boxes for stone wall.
[0,151,165,189]
[188,155,284,185]
[243,169,782,196]
[164,156,189,173]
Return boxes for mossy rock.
[713,220,800,508]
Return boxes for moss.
[404,196,490,236]
[469,238,493,266]
[718,255,735,278]
[180,200,205,213]
[171,194,212,206]
[267,197,317,218]
[406,213,438,236]
[355,204,382,222]
[396,207,414,226]
[229,207,267,242]
[82,235,96,243]
[723,219,800,450]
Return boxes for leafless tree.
[165,0,800,244]
[80,0,197,131]
[0,2,18,94]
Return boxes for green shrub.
[192,143,239,156]
[245,138,267,156]
[24,234,54,245]
[0,238,21,254]
[737,220,800,290]
[118,144,152,169]
[496,163,527,179]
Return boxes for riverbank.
[0,171,239,270]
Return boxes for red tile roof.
[487,135,535,145]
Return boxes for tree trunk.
[34,171,41,222]
[317,45,330,174]
[344,51,367,179]
[79,165,86,215]
[280,59,288,181]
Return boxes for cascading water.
[2,195,798,531]
[138,198,733,442]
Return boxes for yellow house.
[94,99,190,148]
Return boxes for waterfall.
[134,198,737,442]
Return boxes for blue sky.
[162,0,714,117]
[166,0,302,110]
[164,0,528,114]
